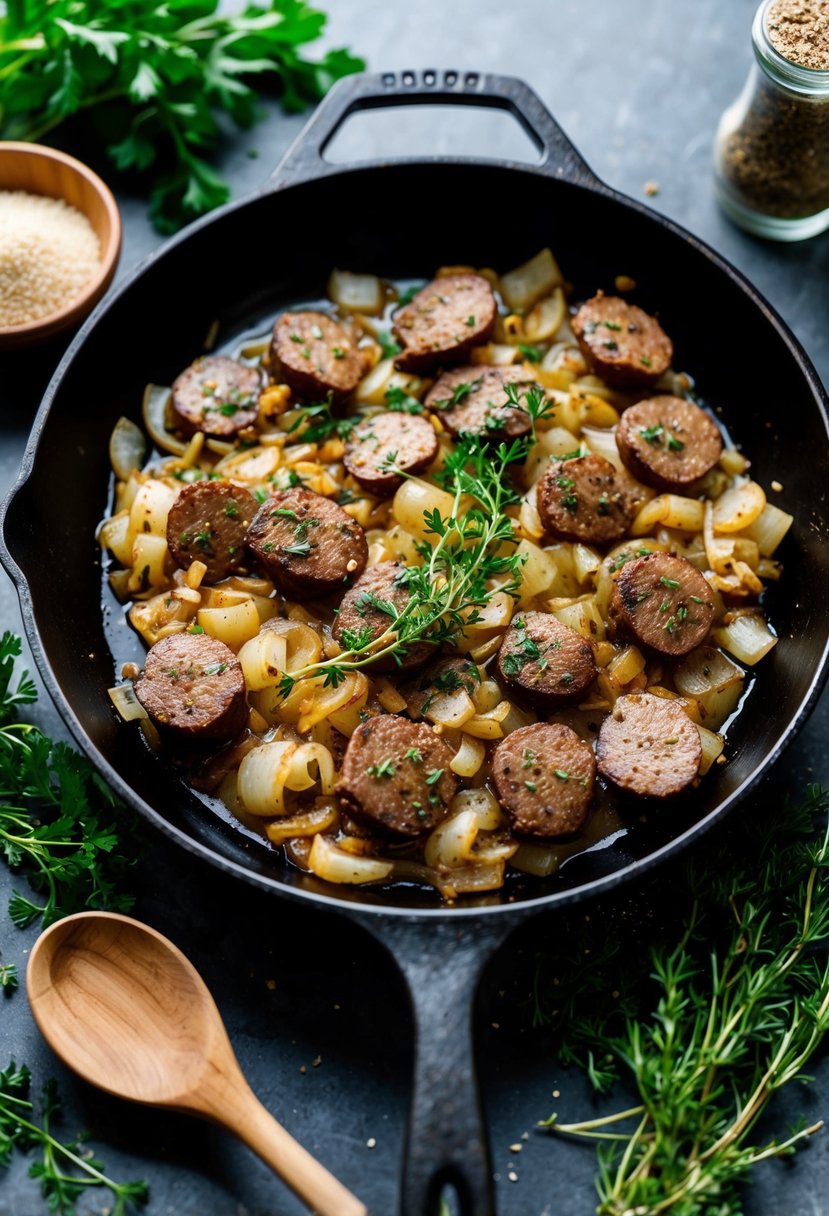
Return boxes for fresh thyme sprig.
[277,384,553,694]
[278,437,524,694]
[0,1063,148,1215]
[537,784,829,1216]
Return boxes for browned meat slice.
[337,715,458,836]
[424,365,535,440]
[134,633,247,744]
[271,310,362,402]
[246,488,367,599]
[171,355,262,439]
[496,611,596,705]
[344,411,438,497]
[597,691,701,797]
[404,656,482,719]
[167,480,257,584]
[610,552,716,657]
[616,397,723,492]
[536,453,640,544]
[392,274,497,373]
[572,293,672,387]
[492,722,596,836]
[333,562,433,672]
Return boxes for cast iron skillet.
[3,70,829,1215]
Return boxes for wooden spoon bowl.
[0,141,121,349]
[28,911,366,1216]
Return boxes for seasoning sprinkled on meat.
[492,723,596,836]
[392,274,497,373]
[572,293,672,387]
[597,691,702,797]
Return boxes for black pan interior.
[5,162,829,912]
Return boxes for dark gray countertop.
[2,1,829,1213]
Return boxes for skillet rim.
[2,154,829,924]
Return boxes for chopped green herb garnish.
[524,780,538,792]
[425,768,444,785]
[518,342,542,363]
[554,769,570,781]
[659,576,681,589]
[366,758,396,779]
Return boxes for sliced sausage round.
[572,293,673,387]
[616,397,723,492]
[333,562,433,672]
[597,692,701,798]
[344,411,438,497]
[609,553,716,657]
[134,633,247,745]
[336,715,458,837]
[492,722,596,837]
[271,310,362,402]
[246,488,367,599]
[171,355,262,439]
[536,453,640,544]
[392,274,497,373]
[424,365,536,440]
[496,612,596,706]
[167,480,257,584]
[404,656,482,719]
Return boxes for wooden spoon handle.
[217,1084,367,1216]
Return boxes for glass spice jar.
[714,0,829,240]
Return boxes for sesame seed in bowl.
[0,142,121,348]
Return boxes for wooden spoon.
[27,911,367,1216]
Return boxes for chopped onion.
[327,269,384,315]
[449,787,503,830]
[109,417,147,480]
[510,841,560,877]
[425,809,479,869]
[674,645,745,729]
[108,684,148,722]
[712,481,766,534]
[308,834,393,883]
[265,801,339,844]
[697,725,725,775]
[741,502,794,557]
[142,384,186,455]
[713,614,777,666]
[450,734,486,778]
[523,288,566,342]
[500,248,564,311]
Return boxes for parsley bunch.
[0,0,363,232]
[0,1063,148,1215]
[0,632,138,929]
[537,785,829,1215]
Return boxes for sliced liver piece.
[572,293,672,387]
[596,691,701,797]
[492,722,596,836]
[609,552,716,657]
[616,396,723,492]
[392,275,497,373]
[246,488,367,599]
[337,715,458,836]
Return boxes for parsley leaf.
[0,1,364,233]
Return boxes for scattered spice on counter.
[0,190,100,326]
[767,0,829,68]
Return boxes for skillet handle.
[363,915,521,1216]
[269,69,600,189]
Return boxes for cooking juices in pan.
[99,247,791,902]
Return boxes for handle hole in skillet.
[321,104,543,166]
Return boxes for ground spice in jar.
[0,190,101,327]
[715,0,829,235]
[767,0,829,69]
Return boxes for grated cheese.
[0,189,101,327]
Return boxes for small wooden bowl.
[0,141,122,349]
